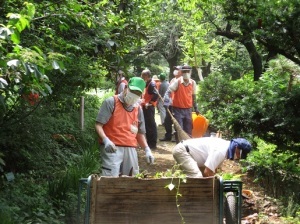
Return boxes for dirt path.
[137,114,282,224]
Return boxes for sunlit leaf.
[0,27,12,39]
[52,61,60,70]
[10,31,20,44]
[7,59,20,67]
[44,83,52,94]
[0,78,8,87]
[107,40,115,46]
[166,183,175,191]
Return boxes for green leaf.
[15,17,29,32]
[44,83,52,94]
[25,2,36,19]
[32,46,43,54]
[87,21,92,28]
[34,66,42,79]
[10,30,20,44]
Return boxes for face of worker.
[124,88,142,106]
[235,147,241,160]
[182,70,191,80]
[141,73,149,82]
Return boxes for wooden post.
[80,96,84,130]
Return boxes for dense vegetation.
[0,0,299,223]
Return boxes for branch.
[32,14,66,21]
[257,38,300,65]
[215,30,242,41]
[196,3,221,31]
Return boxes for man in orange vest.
[95,77,155,177]
[140,69,159,149]
[164,65,200,143]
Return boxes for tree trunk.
[201,59,211,78]
[242,36,262,81]
[167,56,179,81]
[215,30,262,81]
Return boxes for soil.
[137,114,283,224]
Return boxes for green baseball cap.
[159,73,166,80]
[128,77,146,93]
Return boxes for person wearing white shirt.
[172,137,252,177]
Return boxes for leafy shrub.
[198,57,300,152]
[243,138,300,203]
[0,174,64,224]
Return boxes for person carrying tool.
[95,77,155,177]
[160,66,182,141]
[172,137,252,177]
[140,69,159,149]
[157,73,169,126]
[164,64,200,143]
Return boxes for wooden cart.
[79,175,242,224]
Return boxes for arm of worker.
[136,133,155,164]
[203,167,215,177]
[148,81,159,104]
[192,94,200,115]
[95,122,117,153]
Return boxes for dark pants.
[163,106,173,140]
[173,107,193,143]
[143,105,157,148]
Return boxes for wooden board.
[89,175,220,224]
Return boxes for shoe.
[171,139,177,142]
[150,145,157,150]
[159,138,171,141]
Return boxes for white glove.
[145,146,155,164]
[103,137,117,153]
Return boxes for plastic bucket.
[192,112,209,138]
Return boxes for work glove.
[145,146,155,164]
[103,137,117,153]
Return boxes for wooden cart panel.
[88,175,220,224]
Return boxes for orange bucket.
[192,112,209,138]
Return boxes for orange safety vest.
[143,81,157,106]
[172,79,193,108]
[100,95,139,147]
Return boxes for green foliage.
[280,195,300,223]
[199,57,300,149]
[0,91,102,222]
[0,173,64,224]
[48,141,100,201]
[246,138,300,174]
[220,173,242,181]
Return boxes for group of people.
[95,66,252,178]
